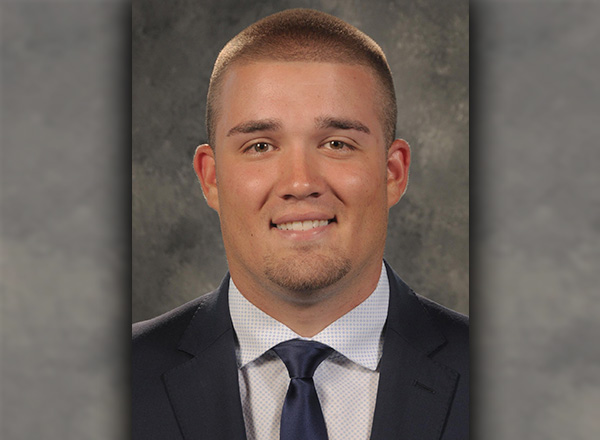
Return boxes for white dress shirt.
[228,263,389,440]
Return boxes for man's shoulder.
[134,290,220,335]
[132,290,221,359]
[385,261,468,368]
[414,293,469,346]
[385,262,468,343]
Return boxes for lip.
[271,212,335,226]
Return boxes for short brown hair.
[206,8,397,147]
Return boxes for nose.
[276,146,324,200]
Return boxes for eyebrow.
[225,116,371,137]
[315,116,371,134]
[226,119,282,137]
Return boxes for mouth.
[271,217,336,231]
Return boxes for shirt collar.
[228,263,389,371]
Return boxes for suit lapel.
[370,263,459,440]
[163,276,247,440]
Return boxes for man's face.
[195,61,409,305]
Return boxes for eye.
[245,142,273,153]
[322,140,354,151]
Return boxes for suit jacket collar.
[163,275,247,440]
[370,261,459,439]
[382,260,447,355]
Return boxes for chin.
[263,253,352,298]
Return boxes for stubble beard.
[263,251,352,301]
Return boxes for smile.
[274,219,334,231]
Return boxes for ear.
[193,144,220,213]
[386,138,411,208]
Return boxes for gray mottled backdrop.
[472,2,600,437]
[132,0,470,322]
[2,0,600,439]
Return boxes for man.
[133,9,468,440]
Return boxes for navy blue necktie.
[272,339,333,440]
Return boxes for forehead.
[214,61,384,139]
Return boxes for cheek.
[331,163,387,207]
[217,162,272,210]
[227,175,262,196]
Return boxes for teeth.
[276,219,330,231]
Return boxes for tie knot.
[272,339,333,379]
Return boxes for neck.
[230,261,383,337]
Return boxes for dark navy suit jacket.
[132,262,469,439]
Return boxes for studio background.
[132,0,469,322]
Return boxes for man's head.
[194,9,410,328]
[206,8,397,148]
